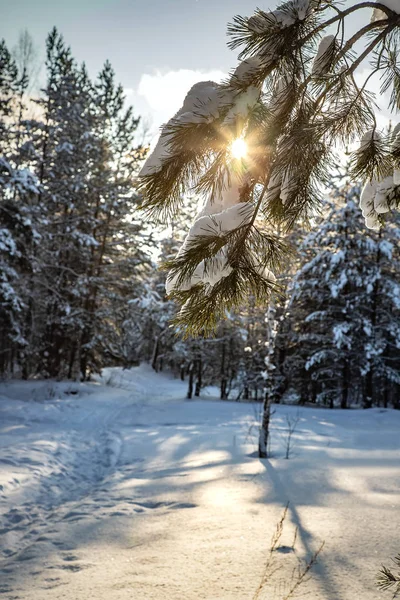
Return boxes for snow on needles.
[358,129,400,230]
[139,50,274,295]
[139,81,221,177]
[139,59,263,178]
[371,0,400,22]
[139,59,264,178]
[140,0,324,294]
[247,0,311,32]
[311,35,336,76]
[165,200,254,294]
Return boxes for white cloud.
[137,68,226,131]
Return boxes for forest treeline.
[0,29,151,379]
[1,30,399,408]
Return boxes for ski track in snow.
[0,365,399,599]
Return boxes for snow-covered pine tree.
[126,237,178,372]
[21,29,101,378]
[281,177,400,408]
[138,0,400,337]
[0,40,18,156]
[76,60,150,379]
[228,299,275,402]
[0,28,153,380]
[0,39,40,376]
[268,262,303,403]
[0,40,25,374]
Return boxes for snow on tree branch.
[138,0,400,335]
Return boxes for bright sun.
[231,138,247,159]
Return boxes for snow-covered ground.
[0,365,399,599]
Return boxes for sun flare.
[231,138,247,160]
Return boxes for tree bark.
[187,363,194,399]
[194,355,202,397]
[151,336,160,372]
[259,392,272,458]
[364,370,373,409]
[341,360,349,409]
[220,338,228,400]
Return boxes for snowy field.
[0,365,399,600]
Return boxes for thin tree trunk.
[68,344,76,379]
[383,381,389,409]
[259,392,272,458]
[151,337,160,372]
[364,370,373,409]
[364,235,382,408]
[341,360,349,409]
[187,363,194,399]
[220,338,228,400]
[194,355,202,397]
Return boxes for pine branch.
[138,0,400,334]
[377,555,400,597]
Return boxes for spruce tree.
[280,177,400,408]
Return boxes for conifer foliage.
[139,0,400,336]
[0,29,150,379]
[276,178,400,409]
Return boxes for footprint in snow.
[61,554,80,562]
[133,501,197,511]
[275,545,295,554]
[62,511,87,521]
[59,563,87,572]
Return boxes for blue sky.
[1,1,386,134]
[1,0,266,130]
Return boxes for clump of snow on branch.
[139,58,263,177]
[265,166,295,206]
[357,129,400,230]
[333,322,351,349]
[231,56,264,86]
[311,35,336,76]
[222,57,264,127]
[139,81,221,177]
[166,200,253,294]
[140,55,266,179]
[269,76,293,116]
[391,123,400,185]
[373,176,393,214]
[222,86,260,127]
[359,128,381,152]
[371,0,400,22]
[360,180,381,231]
[280,169,296,206]
[248,0,311,32]
[140,51,275,295]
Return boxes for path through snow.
[0,365,399,599]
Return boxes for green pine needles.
[138,0,400,336]
[377,554,400,597]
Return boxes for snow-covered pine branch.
[138,0,400,336]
